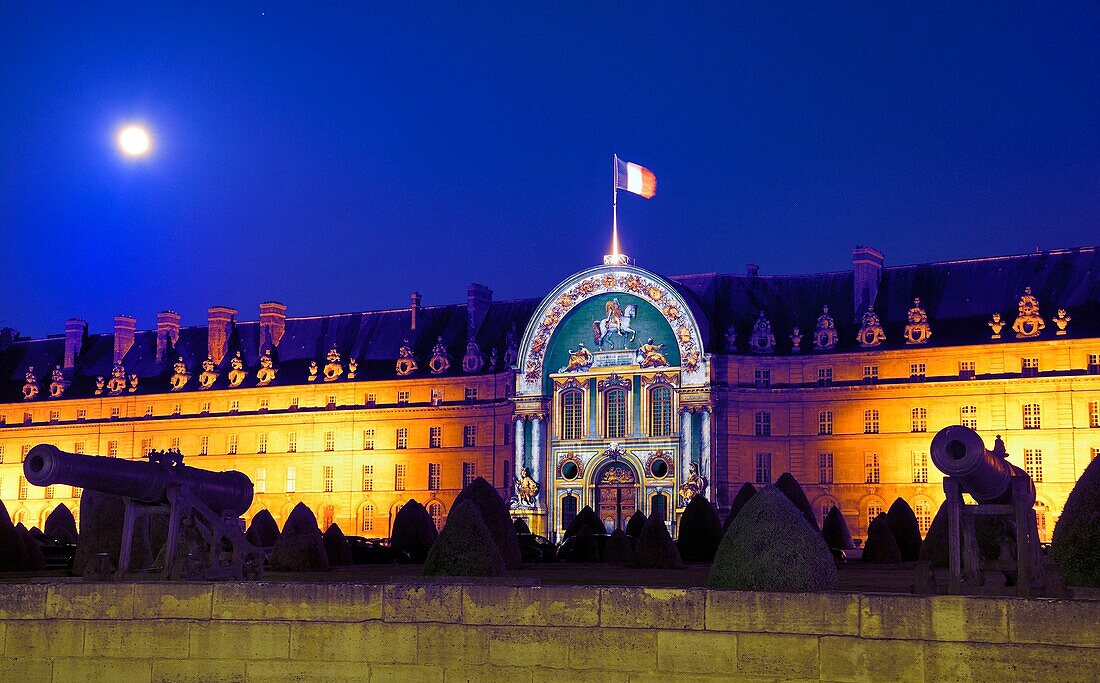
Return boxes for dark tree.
[390,500,438,564]
[323,523,353,566]
[676,495,722,562]
[632,512,683,569]
[885,498,923,561]
[44,504,78,545]
[271,502,329,571]
[424,500,506,577]
[564,505,607,539]
[15,523,45,571]
[821,506,854,550]
[573,525,602,563]
[862,514,902,564]
[512,518,531,534]
[452,477,523,569]
[774,473,819,532]
[246,509,280,548]
[722,482,757,533]
[604,528,634,565]
[73,489,127,576]
[919,502,1006,567]
[0,499,27,571]
[1050,455,1100,586]
[625,510,647,539]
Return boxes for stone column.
[530,415,543,505]
[700,407,712,499]
[513,417,526,490]
[679,408,694,487]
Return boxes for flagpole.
[612,154,619,257]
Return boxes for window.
[19,477,28,500]
[561,494,578,531]
[912,452,929,484]
[867,503,883,529]
[397,391,410,406]
[259,398,269,411]
[142,439,153,457]
[111,407,121,419]
[288,432,298,453]
[286,467,297,493]
[463,462,476,487]
[1035,502,1048,541]
[257,433,268,454]
[145,405,154,417]
[23,411,33,424]
[362,465,374,491]
[960,405,978,430]
[0,446,4,463]
[754,411,771,437]
[170,437,180,451]
[1023,404,1041,430]
[606,389,627,439]
[504,424,511,445]
[915,500,932,534]
[1089,354,1100,375]
[229,400,239,413]
[1091,447,1098,462]
[323,465,334,493]
[428,388,442,406]
[754,453,772,484]
[648,386,673,437]
[362,505,375,532]
[959,360,976,379]
[395,464,407,491]
[366,393,377,407]
[1022,357,1039,377]
[199,436,209,456]
[463,425,477,447]
[44,484,55,499]
[429,427,442,448]
[754,369,771,388]
[322,505,335,530]
[289,397,299,410]
[324,431,335,452]
[428,463,441,490]
[562,390,584,440]
[818,453,833,484]
[817,368,832,387]
[1089,401,1099,428]
[820,502,835,528]
[396,428,408,449]
[465,387,478,403]
[363,429,375,450]
[911,407,927,433]
[426,501,444,530]
[864,409,879,434]
[327,394,336,408]
[77,409,86,421]
[201,402,210,414]
[172,404,181,416]
[865,453,880,484]
[910,363,926,379]
[228,435,238,455]
[651,492,669,523]
[49,410,59,423]
[818,411,833,435]
[73,442,84,455]
[1024,449,1043,482]
[22,444,31,461]
[107,441,119,458]
[72,487,81,499]
[255,467,267,494]
[863,365,879,384]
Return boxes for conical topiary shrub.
[886,498,923,561]
[323,523,353,566]
[625,510,647,539]
[822,506,854,550]
[452,477,522,569]
[246,509,280,548]
[775,473,819,532]
[604,528,634,564]
[708,487,836,591]
[15,524,45,571]
[44,504,78,545]
[632,511,683,569]
[862,514,902,564]
[573,525,601,563]
[723,482,757,532]
[919,502,1005,567]
[389,500,438,563]
[676,495,722,562]
[564,505,606,539]
[1050,455,1100,586]
[270,503,329,572]
[73,489,127,576]
[513,518,531,534]
[0,500,27,572]
[424,500,506,577]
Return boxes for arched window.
[561,494,578,531]
[389,502,404,535]
[650,386,672,436]
[650,492,669,523]
[865,500,884,535]
[606,389,627,439]
[361,504,375,533]
[427,501,445,531]
[322,504,334,531]
[562,390,584,440]
[914,499,932,535]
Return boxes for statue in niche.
[255,349,278,386]
[749,311,775,354]
[489,348,499,370]
[514,467,539,508]
[48,365,68,398]
[678,462,707,505]
[813,305,837,351]
[856,306,886,348]
[503,323,519,367]
[1053,309,1071,336]
[462,340,485,374]
[106,360,127,395]
[347,358,358,379]
[169,357,190,391]
[724,325,738,351]
[395,340,418,377]
[198,356,219,389]
[790,326,803,353]
[903,298,932,345]
[637,338,669,368]
[562,343,593,372]
[1012,287,1045,338]
[988,313,1006,340]
[429,337,451,375]
[227,351,247,388]
[128,374,139,393]
[22,367,39,400]
[323,347,344,382]
[307,361,319,382]
[94,376,105,395]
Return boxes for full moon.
[117,125,152,157]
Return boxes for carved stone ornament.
[22,366,39,400]
[1012,286,1045,338]
[395,339,418,377]
[557,452,585,480]
[749,311,775,354]
[347,358,358,379]
[640,371,679,388]
[856,306,886,348]
[560,344,593,373]
[600,463,636,485]
[255,349,278,386]
[106,360,128,396]
[429,337,451,375]
[678,462,707,504]
[307,361,319,382]
[503,323,519,367]
[903,298,932,345]
[1053,308,1071,336]
[94,376,105,396]
[227,351,247,388]
[636,337,669,368]
[169,357,191,391]
[988,313,1005,340]
[513,466,539,508]
[489,347,499,370]
[48,365,68,399]
[462,340,485,374]
[724,325,738,351]
[198,356,219,389]
[813,305,838,351]
[323,347,344,382]
[645,451,673,478]
[597,373,632,392]
[790,326,803,354]
[128,374,139,393]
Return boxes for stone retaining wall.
[0,582,1097,682]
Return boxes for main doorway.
[595,462,638,532]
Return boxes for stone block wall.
[0,582,1097,682]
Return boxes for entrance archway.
[594,461,639,532]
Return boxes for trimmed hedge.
[246,509,280,548]
[632,511,683,569]
[512,518,531,535]
[919,501,1006,568]
[775,473,819,532]
[1050,455,1100,586]
[862,514,902,564]
[0,499,27,571]
[708,486,836,591]
[15,523,44,571]
[822,506,854,550]
[573,525,602,563]
[452,477,522,569]
[625,510,647,539]
[564,505,607,539]
[390,499,438,563]
[723,482,757,532]
[73,489,127,576]
[44,504,78,545]
[604,528,634,564]
[676,494,722,562]
[271,503,329,572]
[323,523,353,566]
[886,497,923,561]
[424,500,506,577]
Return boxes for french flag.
[615,158,657,199]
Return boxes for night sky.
[2,3,1098,339]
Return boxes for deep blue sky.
[2,3,1098,338]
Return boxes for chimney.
[746,263,759,276]
[113,315,137,361]
[64,318,87,369]
[852,246,885,318]
[410,292,421,330]
[155,310,181,362]
[467,283,493,337]
[259,301,287,348]
[207,306,237,365]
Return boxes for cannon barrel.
[930,425,1035,505]
[24,444,253,516]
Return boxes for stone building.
[1,245,1098,542]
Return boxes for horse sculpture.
[593,303,638,348]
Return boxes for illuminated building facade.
[2,246,1099,542]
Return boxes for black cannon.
[24,444,264,580]
[930,425,1042,595]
